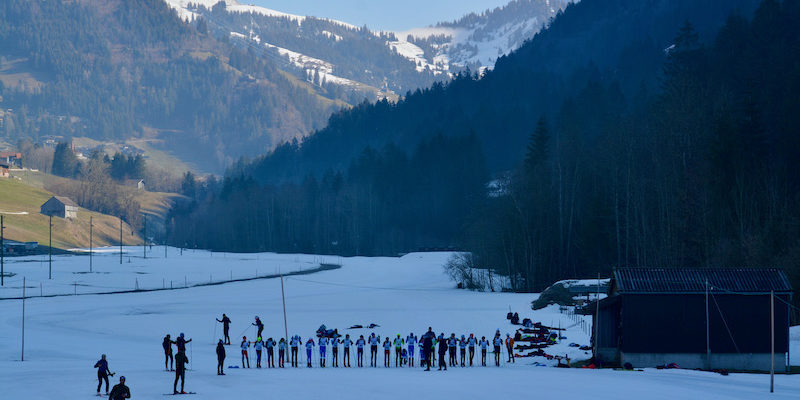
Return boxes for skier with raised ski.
[356,335,366,367]
[240,336,251,368]
[305,337,316,368]
[215,314,232,345]
[162,334,174,371]
[216,340,226,375]
[393,334,404,367]
[94,353,114,395]
[108,376,131,400]
[173,350,189,395]
[252,316,264,339]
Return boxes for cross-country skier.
[278,338,286,368]
[266,337,276,368]
[254,337,264,368]
[305,337,316,368]
[447,334,458,367]
[422,331,433,371]
[290,335,301,367]
[240,336,251,368]
[393,334,404,367]
[406,333,417,367]
[356,335,366,367]
[94,354,114,395]
[479,336,489,366]
[174,351,189,395]
[319,336,328,368]
[216,340,226,375]
[342,334,353,367]
[468,334,477,366]
[108,376,130,400]
[175,333,192,354]
[383,337,392,367]
[368,333,380,367]
[331,335,340,367]
[459,335,467,367]
[216,314,232,345]
[252,317,264,339]
[505,333,515,363]
[437,334,448,370]
[493,334,503,366]
[162,334,174,371]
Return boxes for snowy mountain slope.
[1,248,798,400]
[394,0,573,71]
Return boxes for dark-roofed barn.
[594,268,792,372]
[40,196,78,219]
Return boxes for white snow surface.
[0,248,798,399]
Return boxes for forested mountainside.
[169,0,800,299]
[0,0,343,171]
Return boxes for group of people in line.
[93,314,519,398]
[217,315,518,372]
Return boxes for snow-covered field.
[0,249,798,399]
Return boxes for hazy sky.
[249,0,512,31]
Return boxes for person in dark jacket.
[162,334,174,371]
[216,314,232,345]
[216,340,226,375]
[175,333,192,353]
[108,376,130,400]
[252,316,264,339]
[94,354,113,395]
[437,334,448,371]
[174,351,189,394]
[422,332,433,371]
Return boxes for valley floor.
[0,249,797,399]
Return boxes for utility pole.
[1,215,4,286]
[143,214,147,259]
[21,276,26,361]
[48,215,52,280]
[89,216,93,273]
[281,272,289,348]
[705,279,710,370]
[770,290,775,393]
[119,219,123,265]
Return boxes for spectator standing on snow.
[356,335,366,367]
[174,351,189,395]
[266,337,276,368]
[108,376,130,400]
[216,340,226,375]
[383,337,392,367]
[305,338,316,368]
[162,334,174,371]
[290,335,301,367]
[479,336,489,366]
[252,317,264,339]
[437,334,448,371]
[240,336,251,368]
[216,314,232,345]
[505,333,515,363]
[94,354,114,395]
[468,334,477,366]
[278,338,286,368]
[493,335,503,366]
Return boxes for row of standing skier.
[215,315,518,370]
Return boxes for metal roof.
[613,268,792,294]
[52,196,78,207]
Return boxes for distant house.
[0,151,22,167]
[0,163,8,178]
[594,268,792,372]
[40,196,78,219]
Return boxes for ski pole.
[213,320,217,344]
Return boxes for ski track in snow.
[0,248,798,399]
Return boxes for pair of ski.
[163,392,197,396]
